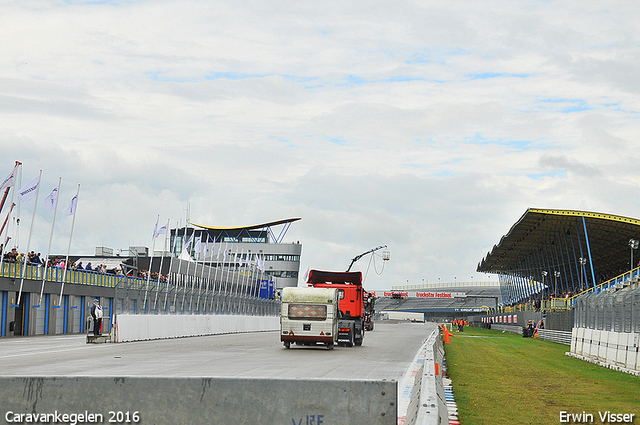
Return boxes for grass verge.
[443,326,640,425]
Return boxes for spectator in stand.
[85,262,93,271]
[16,252,24,263]
[76,261,83,270]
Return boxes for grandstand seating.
[375,286,502,312]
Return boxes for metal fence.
[117,258,281,316]
[574,285,640,333]
[1,258,281,317]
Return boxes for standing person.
[90,299,103,336]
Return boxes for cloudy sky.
[2,1,639,291]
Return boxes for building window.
[265,271,299,278]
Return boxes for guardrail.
[537,329,572,345]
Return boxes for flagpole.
[205,235,217,313]
[0,161,21,215]
[0,188,8,216]
[232,247,241,314]
[240,250,250,314]
[218,243,228,313]
[179,227,195,313]
[189,236,202,313]
[1,161,21,276]
[173,224,185,312]
[17,170,43,305]
[165,222,179,312]
[58,184,80,306]
[143,215,159,313]
[210,240,222,313]
[39,177,62,303]
[196,235,210,313]
[0,202,16,279]
[154,218,170,312]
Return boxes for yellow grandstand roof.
[477,208,640,278]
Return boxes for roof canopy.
[477,208,640,297]
[190,217,301,231]
[183,218,301,244]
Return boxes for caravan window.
[288,304,327,321]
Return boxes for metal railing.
[1,261,122,287]
[497,267,640,313]
[1,260,280,316]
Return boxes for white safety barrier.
[115,314,280,342]
[567,327,640,376]
[398,328,448,425]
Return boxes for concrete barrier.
[115,314,280,342]
[567,327,640,376]
[0,377,397,425]
[397,328,448,425]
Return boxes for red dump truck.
[307,269,365,347]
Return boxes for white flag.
[194,237,202,254]
[66,195,78,216]
[17,175,40,203]
[151,217,159,240]
[184,232,194,249]
[0,164,19,191]
[156,224,167,238]
[152,218,167,240]
[44,186,59,210]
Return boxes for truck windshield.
[288,304,327,321]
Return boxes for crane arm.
[346,245,387,272]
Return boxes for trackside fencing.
[567,285,640,375]
[114,314,280,342]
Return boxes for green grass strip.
[443,326,640,425]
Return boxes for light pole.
[540,271,547,308]
[629,239,639,271]
[579,257,587,292]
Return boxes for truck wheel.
[355,337,362,346]
[284,342,290,349]
[327,343,334,350]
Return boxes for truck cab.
[307,270,365,347]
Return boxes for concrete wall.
[115,313,280,342]
[0,377,396,425]
[397,327,448,425]
[567,327,640,376]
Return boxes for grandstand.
[373,283,502,320]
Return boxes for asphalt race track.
[0,321,437,379]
